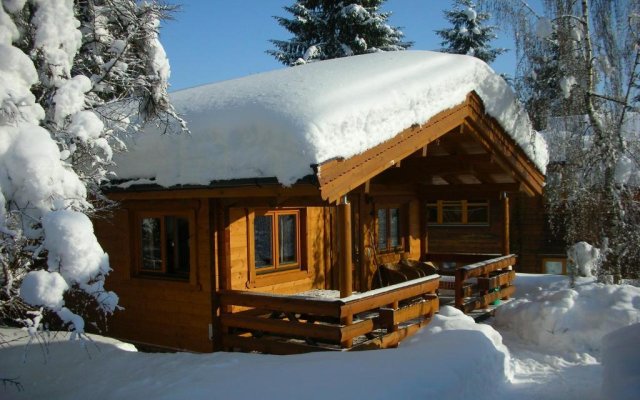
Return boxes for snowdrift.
[494,275,640,356]
[0,306,510,400]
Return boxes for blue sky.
[160,0,517,91]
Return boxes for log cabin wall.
[224,206,330,298]
[511,193,566,273]
[94,198,215,352]
[425,197,504,255]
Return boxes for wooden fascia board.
[317,102,469,203]
[463,93,545,196]
[106,183,323,201]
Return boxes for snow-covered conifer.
[435,0,506,64]
[268,0,411,66]
[0,0,183,337]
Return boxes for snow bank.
[494,277,640,357]
[114,51,547,187]
[0,308,511,400]
[601,323,640,400]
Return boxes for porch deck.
[218,274,440,354]
[426,253,517,314]
[218,254,515,355]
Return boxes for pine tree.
[268,0,411,66]
[0,0,183,337]
[435,0,506,64]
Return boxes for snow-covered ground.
[1,274,638,400]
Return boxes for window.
[426,200,489,226]
[137,212,193,279]
[543,258,567,275]
[376,206,404,253]
[252,209,302,274]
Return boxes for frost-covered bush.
[0,0,182,337]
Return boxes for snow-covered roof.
[113,50,548,187]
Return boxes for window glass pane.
[141,218,162,271]
[254,215,273,268]
[426,204,438,223]
[377,208,387,250]
[544,261,564,274]
[166,216,190,275]
[389,208,400,247]
[467,202,489,224]
[278,214,297,265]
[442,201,463,224]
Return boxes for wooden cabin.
[94,51,547,353]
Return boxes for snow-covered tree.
[488,0,640,282]
[0,0,183,337]
[268,0,411,66]
[435,0,506,64]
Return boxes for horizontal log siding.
[93,198,215,352]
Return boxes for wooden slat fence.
[425,253,516,313]
[218,274,440,354]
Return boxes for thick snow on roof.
[113,51,548,187]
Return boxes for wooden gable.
[316,92,545,203]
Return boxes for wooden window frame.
[133,209,196,282]
[426,200,490,226]
[542,257,567,275]
[375,204,407,254]
[247,208,307,287]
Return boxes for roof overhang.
[316,92,545,203]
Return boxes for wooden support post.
[502,192,510,256]
[338,198,353,298]
[338,197,353,348]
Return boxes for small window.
[426,200,489,226]
[543,258,566,275]
[376,205,404,253]
[253,210,301,274]
[137,213,192,279]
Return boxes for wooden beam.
[419,183,522,200]
[378,295,438,327]
[477,270,516,292]
[222,334,333,355]
[461,285,516,314]
[339,275,440,317]
[220,314,343,342]
[218,290,342,318]
[338,200,353,298]
[502,193,510,255]
[317,103,469,203]
[464,93,545,195]
[107,183,322,201]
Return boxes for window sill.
[250,269,309,288]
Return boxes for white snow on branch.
[464,7,477,21]
[536,18,554,40]
[20,270,69,310]
[53,75,91,125]
[31,0,83,86]
[42,210,110,285]
[559,75,577,99]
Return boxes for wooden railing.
[218,274,440,354]
[427,253,516,314]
